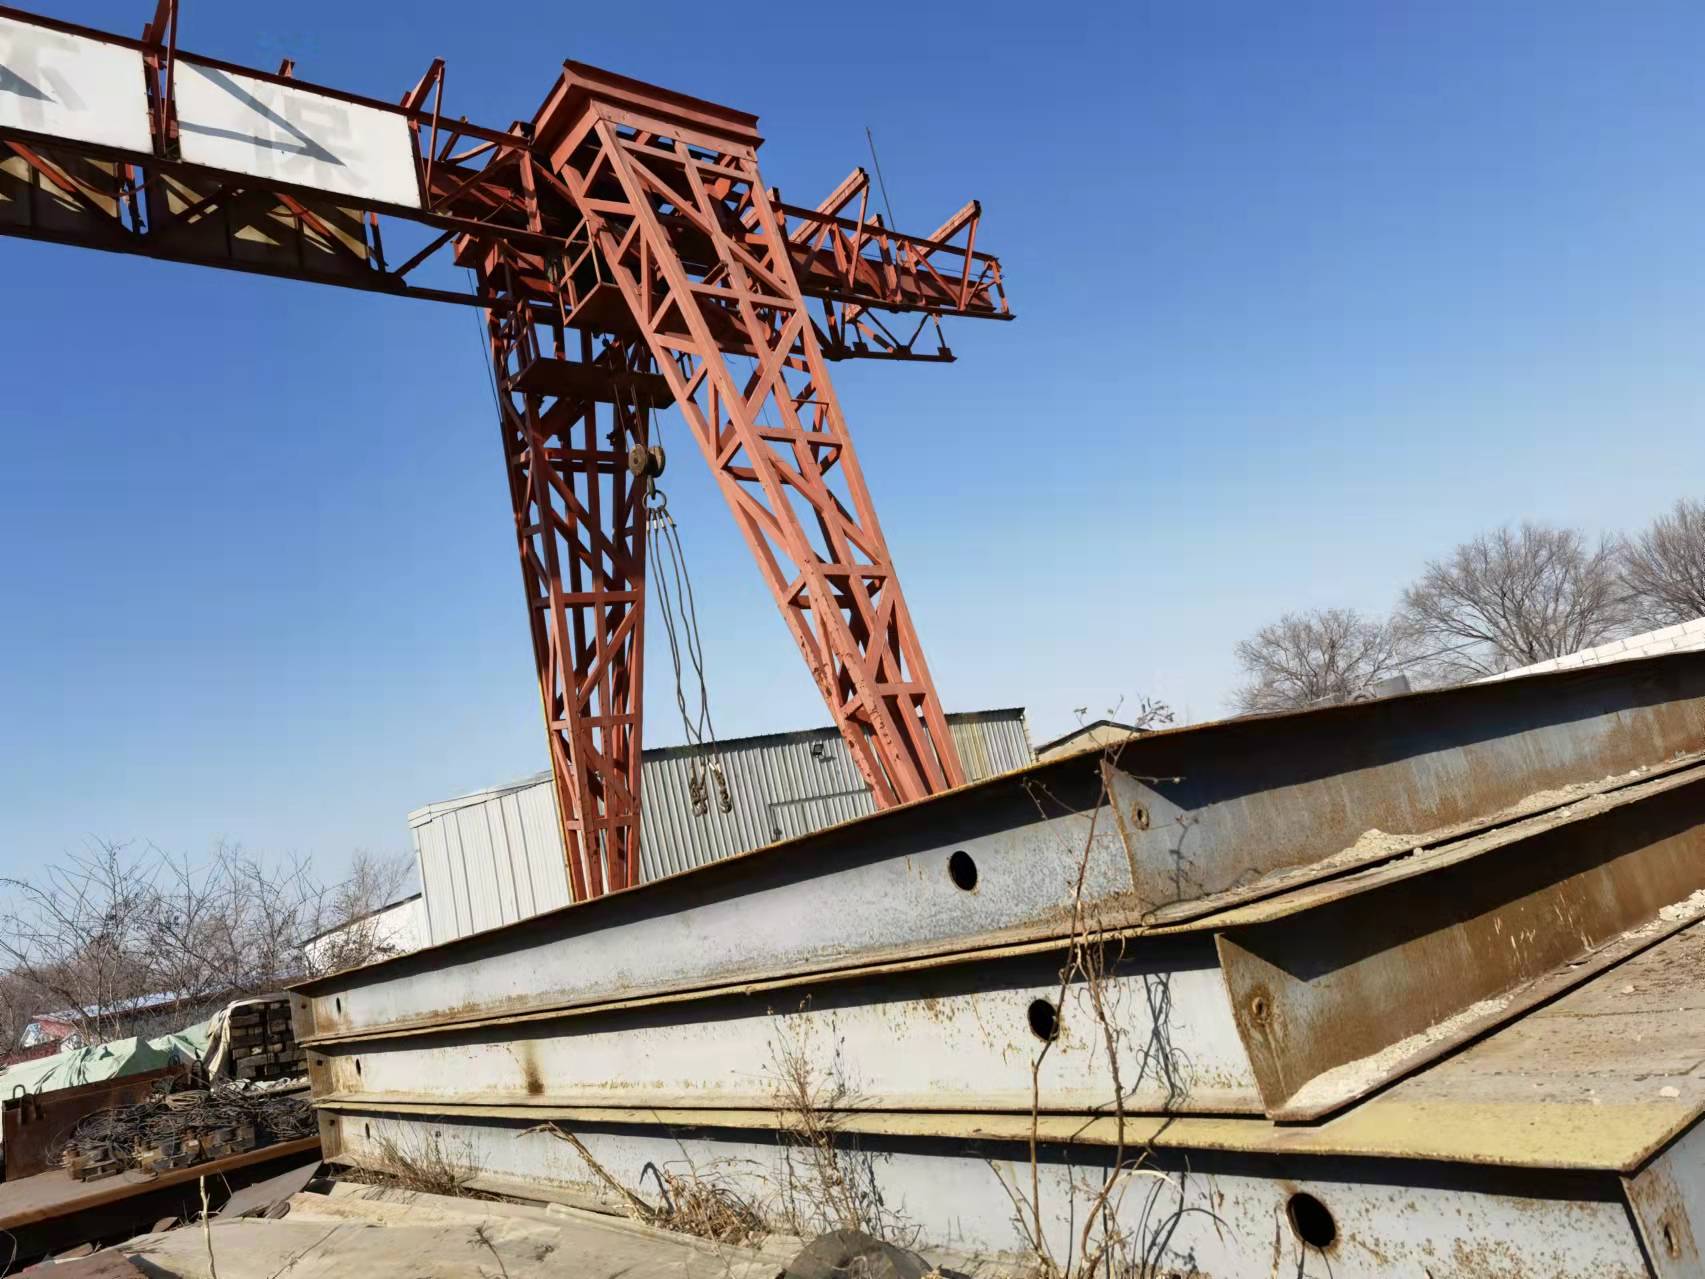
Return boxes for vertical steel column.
[477,245,651,897]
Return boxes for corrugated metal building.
[409,708,1033,945]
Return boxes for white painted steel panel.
[314,952,1259,1115]
[515,782,571,914]
[329,1112,1651,1276]
[450,806,502,934]
[174,60,420,208]
[0,15,150,153]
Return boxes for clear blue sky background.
[4,0,1704,877]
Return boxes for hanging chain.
[646,485,733,816]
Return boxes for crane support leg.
[545,105,966,808]
[479,249,653,896]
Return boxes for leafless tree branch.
[1622,498,1705,630]
[0,840,414,1048]
[1399,522,1629,681]
[1232,608,1408,713]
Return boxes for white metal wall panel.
[0,15,150,152]
[450,806,503,935]
[516,782,572,914]
[439,811,474,942]
[410,710,1033,943]
[174,59,420,208]
[482,798,521,924]
[411,821,457,946]
[948,709,1032,781]
[492,793,531,920]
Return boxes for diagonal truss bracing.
[538,102,967,809]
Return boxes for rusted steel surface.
[0,1135,320,1264]
[1219,763,1705,1119]
[1111,656,1705,926]
[305,935,1258,1116]
[480,61,984,892]
[1,1064,185,1180]
[294,653,1705,1046]
[0,1136,320,1229]
[319,1109,1651,1277]
[313,926,1705,1272]
[1627,1125,1705,1279]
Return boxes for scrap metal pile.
[60,1078,314,1181]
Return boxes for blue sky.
[4,0,1704,875]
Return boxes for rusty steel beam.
[310,922,1705,1279]
[302,936,1255,1116]
[313,1106,1654,1276]
[1,1064,187,1179]
[293,668,1705,1271]
[292,652,1705,1045]
[474,231,656,896]
[1218,762,1705,1119]
[497,61,970,870]
[294,756,1705,1130]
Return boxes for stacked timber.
[228,997,306,1081]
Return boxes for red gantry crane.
[0,2,1011,898]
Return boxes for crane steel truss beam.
[521,69,969,821]
[0,6,1011,897]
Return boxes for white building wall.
[303,895,425,972]
[408,709,1033,947]
[1477,617,1705,683]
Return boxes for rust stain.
[517,1041,545,1097]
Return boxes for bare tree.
[1232,608,1407,713]
[1399,523,1628,680]
[0,970,38,1056]
[1622,498,1705,629]
[0,840,413,1047]
[303,849,418,976]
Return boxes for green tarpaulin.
[0,1017,212,1098]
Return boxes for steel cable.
[647,488,733,815]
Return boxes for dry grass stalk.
[343,1128,487,1199]
[769,1025,879,1239]
[999,708,1185,1278]
[522,1121,768,1248]
[199,1174,218,1279]
[521,1122,661,1224]
[655,1165,768,1247]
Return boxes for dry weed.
[342,1128,489,1199]
[523,1121,769,1249]
[655,1164,768,1247]
[765,1018,913,1245]
[997,708,1206,1279]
